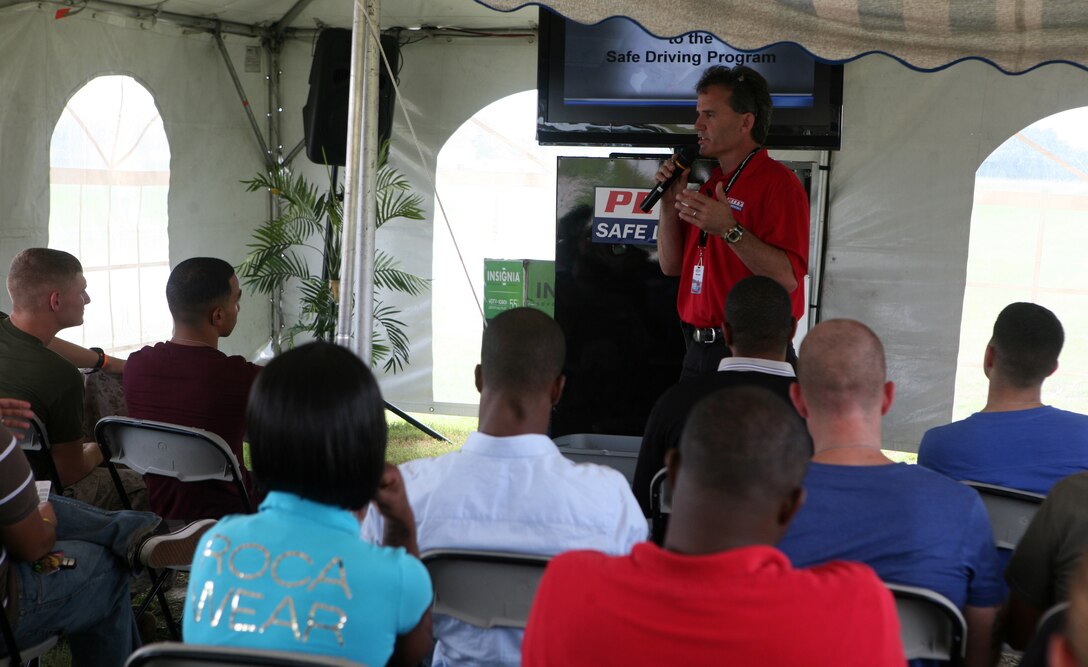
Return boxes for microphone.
[639,144,702,213]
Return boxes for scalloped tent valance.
[475,0,1088,73]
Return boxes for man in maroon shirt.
[123,257,261,520]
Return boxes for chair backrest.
[6,415,47,453]
[125,642,366,667]
[886,583,967,663]
[962,481,1046,551]
[0,636,59,667]
[420,549,550,630]
[553,433,642,483]
[7,414,63,491]
[94,416,251,510]
[649,467,672,543]
[1038,601,1070,633]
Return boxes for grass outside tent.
[385,412,473,464]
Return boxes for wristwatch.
[723,224,745,244]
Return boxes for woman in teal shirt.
[183,342,433,666]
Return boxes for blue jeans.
[10,496,160,667]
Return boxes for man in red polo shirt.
[521,387,904,667]
[656,65,809,378]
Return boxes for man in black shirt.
[632,275,798,515]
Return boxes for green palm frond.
[372,300,412,373]
[297,277,339,342]
[244,170,322,214]
[237,249,312,295]
[374,251,430,295]
[377,186,425,228]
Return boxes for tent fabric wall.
[478,0,1088,73]
[0,5,272,358]
[377,33,537,414]
[826,55,1088,450]
[0,3,530,412]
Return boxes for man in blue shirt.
[778,319,1004,667]
[919,302,1088,494]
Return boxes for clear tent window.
[49,75,172,358]
[956,107,1088,417]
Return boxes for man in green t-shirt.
[0,248,143,509]
[1006,472,1088,649]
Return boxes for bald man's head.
[796,319,887,414]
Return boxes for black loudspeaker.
[302,29,399,167]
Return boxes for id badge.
[691,264,704,295]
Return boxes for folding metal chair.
[886,582,967,665]
[1038,601,1070,632]
[649,467,672,544]
[1015,601,1070,666]
[2,420,66,665]
[6,415,63,493]
[94,416,252,639]
[962,481,1045,551]
[420,549,550,629]
[94,416,252,513]
[125,642,367,667]
[553,433,642,484]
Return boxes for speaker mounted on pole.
[302,28,400,167]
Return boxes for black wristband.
[88,347,106,373]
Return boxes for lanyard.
[697,147,761,249]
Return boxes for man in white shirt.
[361,307,647,667]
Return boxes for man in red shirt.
[521,386,904,667]
[123,257,260,520]
[1047,554,1088,667]
[655,66,809,378]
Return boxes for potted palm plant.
[237,142,429,372]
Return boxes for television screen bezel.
[536,9,843,150]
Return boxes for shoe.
[136,611,159,645]
[138,519,216,569]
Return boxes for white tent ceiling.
[480,0,1088,73]
[0,0,535,32]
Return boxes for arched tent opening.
[48,74,172,358]
[953,106,1088,419]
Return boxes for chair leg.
[136,569,181,641]
[157,586,180,640]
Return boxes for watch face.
[725,226,743,243]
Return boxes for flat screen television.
[537,9,844,149]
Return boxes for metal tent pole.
[811,150,832,326]
[213,32,274,171]
[336,0,380,364]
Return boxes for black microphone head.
[674,144,702,169]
